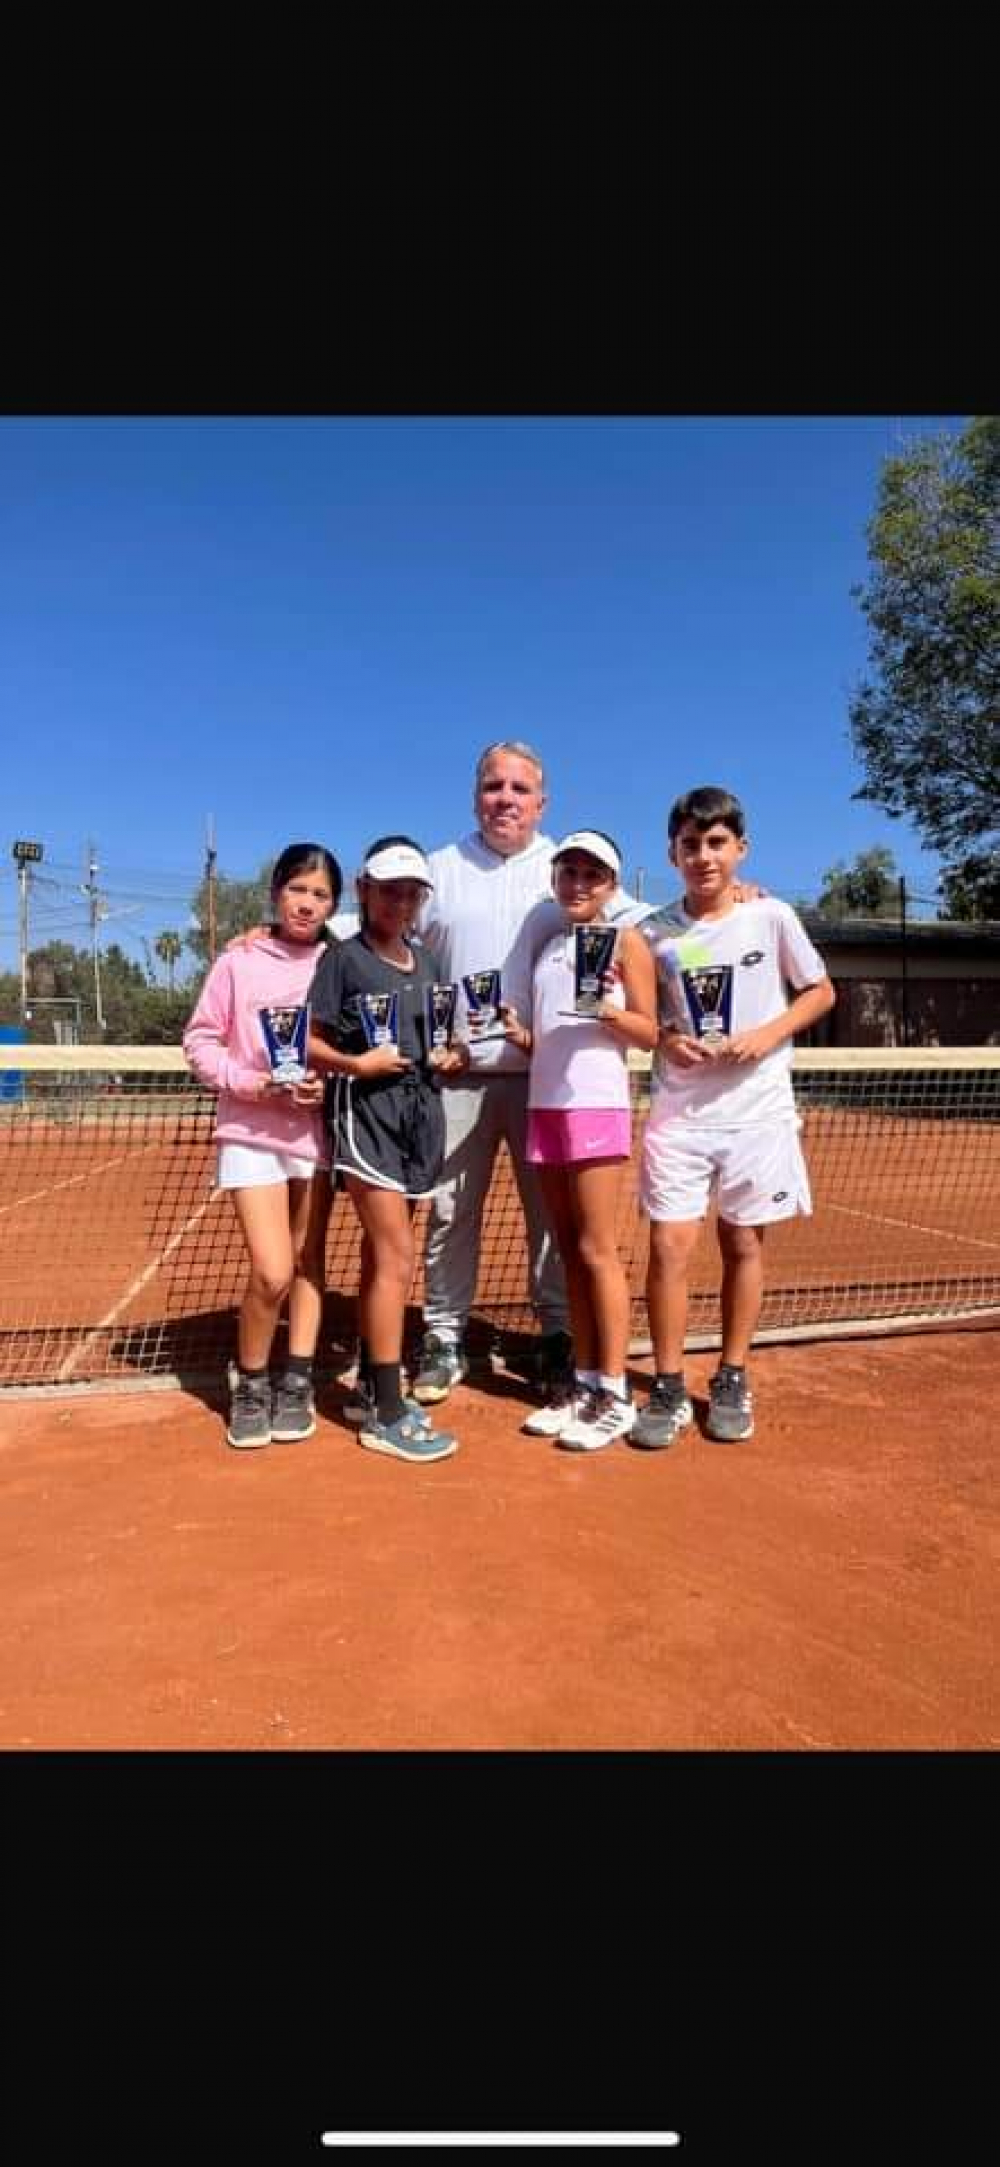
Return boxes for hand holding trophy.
[558,923,619,1019]
[680,964,733,1056]
[462,968,505,1040]
[354,990,411,1075]
[259,1003,311,1086]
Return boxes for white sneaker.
[522,1391,578,1437]
[558,1387,636,1452]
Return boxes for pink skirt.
[526,1107,632,1165]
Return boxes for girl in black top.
[309,836,468,1463]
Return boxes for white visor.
[363,844,434,888]
[553,830,621,879]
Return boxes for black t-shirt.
[310,933,442,1073]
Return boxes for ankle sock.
[372,1362,406,1425]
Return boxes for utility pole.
[205,817,218,964]
[898,875,910,1047]
[83,842,107,1031]
[12,840,43,1024]
[633,865,646,901]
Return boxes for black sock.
[717,1362,746,1381]
[238,1364,269,1382]
[655,1370,685,1394]
[285,1353,313,1379]
[371,1362,406,1425]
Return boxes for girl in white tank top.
[500,831,657,1450]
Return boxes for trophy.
[357,990,400,1049]
[462,968,504,1040]
[681,964,733,1049]
[259,1003,311,1085]
[559,923,618,1017]
[424,981,457,1051]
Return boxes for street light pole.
[12,840,43,1025]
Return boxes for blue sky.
[0,414,961,979]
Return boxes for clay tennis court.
[2,1050,997,1748]
[1,1323,996,1749]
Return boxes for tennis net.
[1,1045,997,1391]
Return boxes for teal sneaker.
[358,1409,458,1462]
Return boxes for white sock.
[576,1369,599,1390]
[600,1373,628,1399]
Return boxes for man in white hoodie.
[411,741,647,1404]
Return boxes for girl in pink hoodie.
[183,842,342,1450]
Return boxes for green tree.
[186,864,273,966]
[938,848,1000,921]
[814,846,900,919]
[154,929,183,993]
[0,971,22,1026]
[849,416,1000,893]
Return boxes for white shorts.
[641,1117,812,1225]
[216,1142,329,1191]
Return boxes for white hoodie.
[418,830,647,1075]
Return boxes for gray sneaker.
[358,1409,458,1462]
[270,1371,316,1442]
[226,1372,273,1449]
[411,1333,468,1404]
[630,1380,694,1450]
[706,1367,754,1441]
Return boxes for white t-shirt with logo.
[641,896,827,1128]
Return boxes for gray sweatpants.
[422,1075,568,1341]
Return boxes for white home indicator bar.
[321,2138,681,2150]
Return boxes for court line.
[0,1139,175,1217]
[826,1200,1000,1252]
[55,1189,225,1382]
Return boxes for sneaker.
[528,1328,575,1398]
[558,1387,636,1452]
[357,1409,459,1462]
[522,1387,579,1437]
[341,1377,432,1431]
[706,1367,754,1441]
[411,1333,468,1404]
[270,1371,316,1442]
[226,1372,273,1450]
[630,1380,694,1451]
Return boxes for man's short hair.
[474,740,547,794]
[668,785,746,841]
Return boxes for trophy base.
[556,1007,602,1020]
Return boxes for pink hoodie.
[182,935,327,1159]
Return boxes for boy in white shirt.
[634,786,835,1447]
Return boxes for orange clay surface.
[1,1326,996,1750]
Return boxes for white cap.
[363,844,434,888]
[552,830,621,879]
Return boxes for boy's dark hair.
[270,843,343,909]
[668,787,746,842]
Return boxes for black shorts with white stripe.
[330,1070,445,1197]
